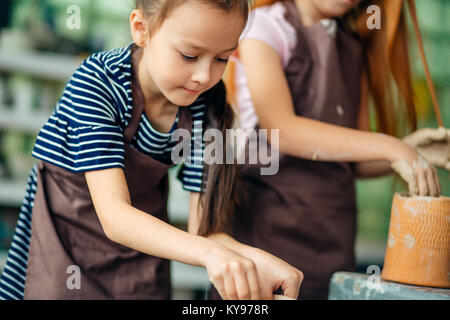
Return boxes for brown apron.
[24,52,193,299]
[210,0,363,300]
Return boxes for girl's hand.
[204,244,262,300]
[241,247,304,300]
[403,127,450,171]
[390,141,441,197]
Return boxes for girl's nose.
[191,61,211,85]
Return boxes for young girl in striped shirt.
[0,0,303,300]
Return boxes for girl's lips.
[182,87,200,94]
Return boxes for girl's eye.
[180,53,228,64]
[181,54,198,61]
[216,57,229,64]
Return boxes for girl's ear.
[130,9,149,47]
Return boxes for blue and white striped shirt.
[31,43,205,190]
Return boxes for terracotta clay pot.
[381,193,450,288]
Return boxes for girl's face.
[308,0,362,18]
[132,1,246,107]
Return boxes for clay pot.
[381,193,450,288]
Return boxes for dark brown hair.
[135,0,253,236]
[199,81,247,236]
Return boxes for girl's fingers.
[391,160,418,195]
[405,128,445,147]
[260,286,274,300]
[415,166,428,196]
[280,271,303,300]
[223,271,238,300]
[283,286,299,300]
[432,166,441,196]
[419,128,447,145]
[233,270,251,300]
[427,127,447,142]
[281,277,301,300]
[245,266,261,300]
[425,167,438,197]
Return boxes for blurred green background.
[0,0,448,299]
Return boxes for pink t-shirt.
[234,2,338,129]
[233,2,297,130]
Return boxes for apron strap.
[124,44,145,144]
[282,0,303,29]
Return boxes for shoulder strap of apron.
[124,44,146,144]
[282,0,303,29]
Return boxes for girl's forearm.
[207,233,243,252]
[207,233,258,258]
[272,116,404,163]
[355,160,393,178]
[105,202,221,267]
[207,233,289,273]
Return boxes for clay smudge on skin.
[412,156,430,170]
[311,148,353,161]
[391,161,417,196]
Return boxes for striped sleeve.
[31,56,125,172]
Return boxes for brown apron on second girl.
[24,50,193,299]
[210,0,363,300]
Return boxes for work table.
[329,272,450,300]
